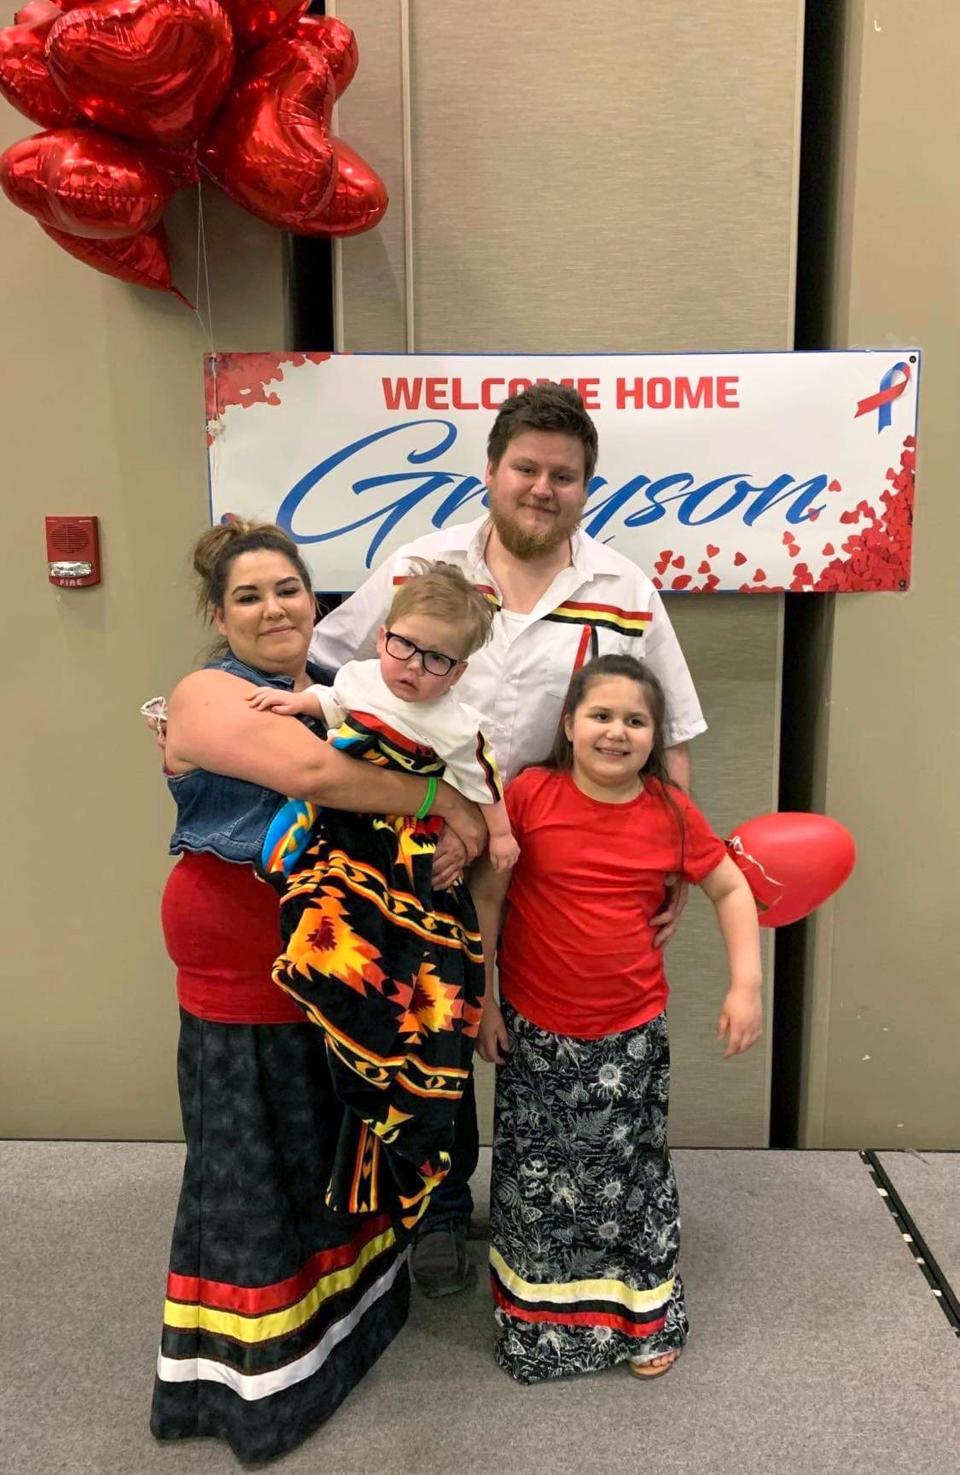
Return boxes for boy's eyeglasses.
[384,630,463,677]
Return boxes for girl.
[470,654,762,1384]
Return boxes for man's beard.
[489,503,581,561]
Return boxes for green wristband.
[415,775,438,820]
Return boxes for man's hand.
[717,985,763,1058]
[431,827,468,889]
[477,1000,510,1065]
[650,875,689,948]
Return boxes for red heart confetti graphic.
[733,551,747,566]
[706,544,719,557]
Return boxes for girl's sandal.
[628,1351,680,1379]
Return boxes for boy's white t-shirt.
[309,659,504,806]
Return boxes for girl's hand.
[477,1001,510,1065]
[717,985,763,1058]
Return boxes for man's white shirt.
[309,516,706,782]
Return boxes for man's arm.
[664,740,690,794]
[651,741,692,944]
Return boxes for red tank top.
[161,852,304,1024]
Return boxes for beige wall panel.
[336,0,407,350]
[0,129,287,1136]
[801,0,960,1147]
[339,1,803,1145]
[409,0,801,354]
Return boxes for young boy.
[248,560,519,870]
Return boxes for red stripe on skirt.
[166,1210,392,1314]
[491,1278,668,1339]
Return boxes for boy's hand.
[488,832,520,872]
[717,985,763,1058]
[477,1000,510,1065]
[246,688,309,717]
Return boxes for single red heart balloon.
[14,0,89,16]
[294,13,358,97]
[218,0,309,50]
[201,36,337,233]
[309,138,387,237]
[45,0,235,148]
[0,128,174,237]
[0,0,82,127]
[726,812,856,928]
[41,218,192,302]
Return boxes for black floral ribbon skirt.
[261,718,484,1237]
[490,1004,688,1383]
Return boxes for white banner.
[205,351,919,593]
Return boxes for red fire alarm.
[46,516,101,588]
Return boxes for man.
[309,383,706,1294]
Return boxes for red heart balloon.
[218,0,309,50]
[309,138,387,238]
[14,0,89,16]
[727,812,856,928]
[41,219,192,302]
[294,14,358,97]
[0,128,174,237]
[201,36,337,233]
[0,0,82,127]
[45,0,235,148]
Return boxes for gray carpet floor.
[2,1144,958,1475]
[878,1150,960,1288]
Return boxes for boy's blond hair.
[386,559,494,657]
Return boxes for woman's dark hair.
[539,653,687,866]
[192,519,314,656]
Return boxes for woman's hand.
[433,783,487,864]
[477,1000,510,1065]
[432,828,468,889]
[717,985,763,1058]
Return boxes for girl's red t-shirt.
[499,767,727,1038]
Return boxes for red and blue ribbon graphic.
[854,361,911,432]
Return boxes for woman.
[150,520,485,1465]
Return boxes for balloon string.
[193,178,216,353]
[726,835,784,889]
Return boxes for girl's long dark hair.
[537,653,687,870]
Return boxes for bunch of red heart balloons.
[0,0,387,303]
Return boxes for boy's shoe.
[411,1220,476,1297]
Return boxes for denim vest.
[167,653,333,864]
